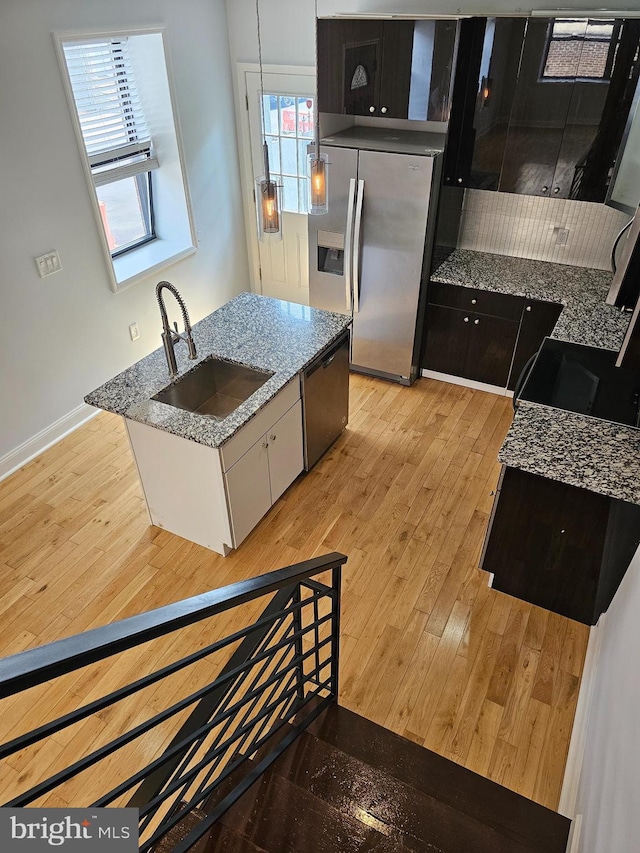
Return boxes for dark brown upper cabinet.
[317,18,458,121]
[445,16,640,201]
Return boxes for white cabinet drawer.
[220,377,300,471]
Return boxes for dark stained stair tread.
[153,805,268,853]
[302,704,570,853]
[262,728,550,853]
[153,808,209,853]
[161,703,570,852]
[217,767,414,853]
[200,822,270,853]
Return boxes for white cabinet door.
[225,437,271,547]
[267,400,304,504]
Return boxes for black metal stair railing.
[0,551,347,852]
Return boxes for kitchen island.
[85,293,351,555]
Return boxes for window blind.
[62,38,158,181]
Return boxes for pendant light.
[307,0,329,215]
[255,0,282,242]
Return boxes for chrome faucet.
[156,281,197,377]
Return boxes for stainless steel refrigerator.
[308,127,443,385]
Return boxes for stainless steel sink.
[152,357,274,419]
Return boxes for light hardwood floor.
[0,374,589,812]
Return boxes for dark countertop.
[85,292,351,450]
[431,249,640,505]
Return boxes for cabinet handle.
[463,316,470,323]
[474,318,480,325]
[269,434,276,442]
[526,305,532,312]
[541,186,548,193]
[457,177,463,184]
[553,186,560,194]
[369,106,376,113]
[471,298,477,305]
[262,440,268,449]
[381,106,388,114]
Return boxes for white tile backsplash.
[458,189,631,270]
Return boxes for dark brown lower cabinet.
[421,305,468,377]
[422,305,519,386]
[422,282,562,390]
[481,466,640,625]
[465,313,520,386]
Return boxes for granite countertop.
[499,402,640,505]
[431,248,630,351]
[431,249,640,505]
[85,292,351,449]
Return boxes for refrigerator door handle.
[352,179,365,314]
[344,178,357,312]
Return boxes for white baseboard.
[558,615,606,821]
[0,403,98,482]
[566,813,583,853]
[421,369,514,398]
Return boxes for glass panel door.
[261,93,315,213]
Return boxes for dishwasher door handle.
[305,332,350,379]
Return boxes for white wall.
[0,0,249,466]
[225,0,315,68]
[572,547,640,853]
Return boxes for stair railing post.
[330,565,342,700]
[290,583,306,706]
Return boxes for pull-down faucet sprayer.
[155,281,197,377]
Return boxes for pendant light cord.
[314,0,319,158]
[256,0,270,180]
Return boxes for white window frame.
[63,37,159,256]
[53,26,197,293]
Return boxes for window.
[541,19,619,81]
[63,39,158,256]
[261,94,315,213]
[55,29,196,292]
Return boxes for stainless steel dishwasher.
[302,330,350,470]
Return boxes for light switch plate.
[35,251,62,277]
